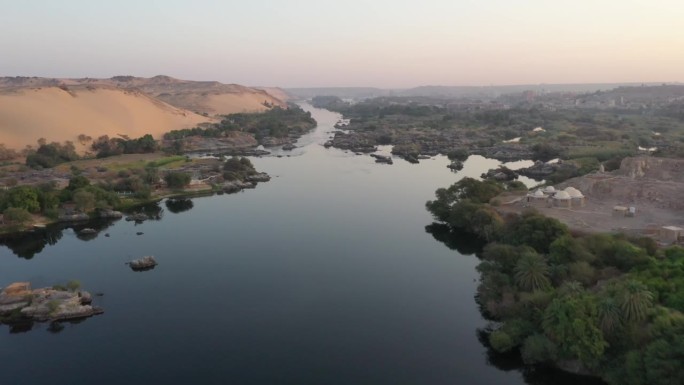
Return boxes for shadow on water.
[165,198,194,214]
[424,223,486,256]
[476,329,608,385]
[130,201,164,222]
[0,218,119,259]
[0,200,187,258]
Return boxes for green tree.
[73,190,96,213]
[619,280,654,323]
[521,334,558,364]
[67,175,91,191]
[3,186,41,213]
[514,252,551,291]
[2,207,32,224]
[597,296,623,336]
[164,171,191,189]
[542,295,607,367]
[506,211,569,253]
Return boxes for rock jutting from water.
[127,256,158,271]
[0,282,103,324]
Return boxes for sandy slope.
[157,88,284,115]
[0,75,288,117]
[0,86,212,151]
[256,87,292,102]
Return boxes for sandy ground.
[498,159,684,236]
[158,92,280,115]
[499,194,683,235]
[0,87,212,152]
[256,87,291,103]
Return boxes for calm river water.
[0,104,604,385]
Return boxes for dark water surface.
[0,105,603,385]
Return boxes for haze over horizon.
[1,0,683,88]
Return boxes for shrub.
[164,172,191,189]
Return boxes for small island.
[0,281,103,325]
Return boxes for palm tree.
[515,253,551,291]
[620,280,654,323]
[558,281,584,297]
[597,296,622,335]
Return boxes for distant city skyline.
[1,0,682,88]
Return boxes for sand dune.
[156,87,285,115]
[0,86,212,151]
[0,75,288,117]
[256,87,292,103]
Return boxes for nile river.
[0,104,604,385]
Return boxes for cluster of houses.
[525,186,586,208]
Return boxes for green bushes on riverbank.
[426,178,684,384]
[164,105,316,142]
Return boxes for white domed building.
[526,189,548,206]
[553,190,572,208]
[564,187,585,207]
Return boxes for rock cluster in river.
[0,282,103,323]
[517,160,578,179]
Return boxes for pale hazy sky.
[1,0,682,87]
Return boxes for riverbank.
[0,153,270,236]
[426,177,684,385]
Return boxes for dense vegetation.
[222,156,257,181]
[22,134,160,169]
[25,141,79,169]
[164,105,316,142]
[325,94,684,182]
[91,134,158,158]
[426,178,684,385]
[0,177,120,228]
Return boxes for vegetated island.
[425,176,684,384]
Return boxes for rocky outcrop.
[481,166,517,181]
[97,209,123,219]
[447,160,464,171]
[245,173,271,182]
[618,156,684,182]
[517,160,578,179]
[128,256,157,271]
[58,213,89,222]
[223,180,256,193]
[0,282,103,323]
[370,154,393,164]
[125,213,149,222]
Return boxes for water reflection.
[424,224,607,384]
[0,218,118,258]
[476,328,607,385]
[165,198,194,214]
[128,201,164,222]
[424,223,486,256]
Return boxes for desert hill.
[107,75,288,115]
[0,84,212,152]
[0,75,287,115]
[0,75,289,152]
